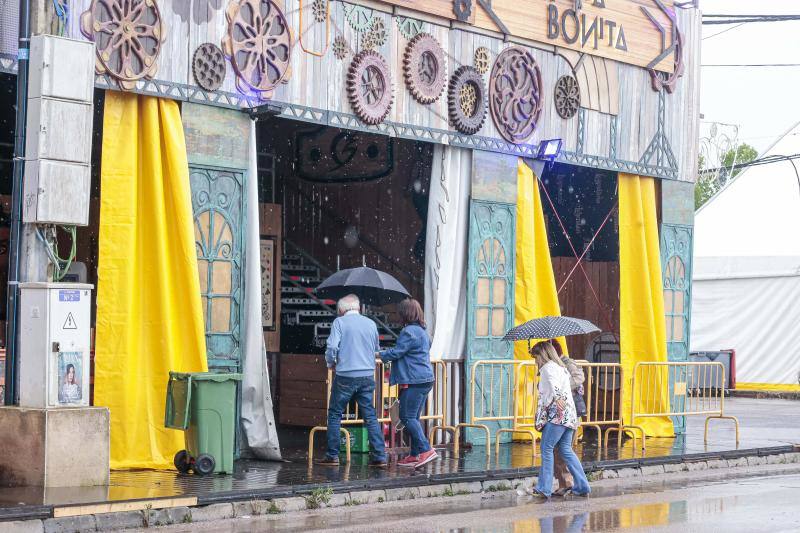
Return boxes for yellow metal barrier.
[608,361,740,450]
[454,360,538,457]
[308,359,454,462]
[574,361,625,449]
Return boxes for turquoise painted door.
[191,166,246,372]
[660,223,693,433]
[661,224,693,362]
[466,200,516,444]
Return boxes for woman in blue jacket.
[378,298,438,468]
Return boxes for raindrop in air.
[344,226,359,248]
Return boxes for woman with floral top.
[530,341,591,498]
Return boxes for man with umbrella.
[317,294,388,467]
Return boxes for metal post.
[4,0,31,406]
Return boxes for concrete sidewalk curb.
[3,450,797,532]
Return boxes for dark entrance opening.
[255,117,433,448]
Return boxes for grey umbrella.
[315,266,410,306]
[502,316,600,342]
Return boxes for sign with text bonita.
[380,0,678,72]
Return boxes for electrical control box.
[23,34,94,227]
[23,159,90,225]
[18,283,93,409]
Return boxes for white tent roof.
[694,121,800,278]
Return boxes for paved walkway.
[136,464,800,532]
[0,398,796,513]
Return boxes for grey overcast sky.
[700,0,800,155]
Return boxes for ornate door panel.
[191,167,246,372]
[466,200,516,444]
[661,224,692,362]
[660,223,693,434]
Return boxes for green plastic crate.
[340,426,370,453]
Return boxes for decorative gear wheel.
[362,18,387,50]
[554,74,580,119]
[474,47,490,75]
[311,0,327,23]
[347,50,394,125]
[396,17,424,40]
[222,0,292,99]
[403,33,447,105]
[79,0,167,90]
[489,46,544,144]
[192,43,227,92]
[452,0,472,22]
[343,3,373,32]
[649,30,685,94]
[448,66,486,135]
[333,35,349,60]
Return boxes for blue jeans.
[326,375,386,462]
[399,382,434,456]
[536,423,591,497]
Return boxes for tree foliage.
[695,144,758,210]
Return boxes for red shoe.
[414,449,439,469]
[397,455,419,467]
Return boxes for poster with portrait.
[57,351,83,405]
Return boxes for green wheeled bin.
[164,371,242,475]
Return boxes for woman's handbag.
[573,386,587,418]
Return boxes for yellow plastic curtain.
[513,160,565,433]
[618,174,673,437]
[95,92,208,470]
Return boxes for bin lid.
[169,371,243,382]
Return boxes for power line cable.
[702,153,800,175]
[703,23,746,40]
[702,63,800,67]
[702,15,800,25]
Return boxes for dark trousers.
[326,375,386,462]
[399,382,434,456]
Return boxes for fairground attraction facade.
[0,0,701,477]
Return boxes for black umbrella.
[502,316,600,342]
[315,266,410,306]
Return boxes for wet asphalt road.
[146,464,800,533]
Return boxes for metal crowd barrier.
[308,359,454,462]
[575,361,625,449]
[610,361,739,450]
[453,360,538,457]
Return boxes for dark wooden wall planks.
[552,257,620,359]
[275,133,432,302]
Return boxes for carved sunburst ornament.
[554,74,580,119]
[80,0,167,90]
[222,0,293,99]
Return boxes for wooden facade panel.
[470,0,676,72]
[471,150,518,203]
[390,19,450,131]
[552,258,620,358]
[661,180,694,226]
[59,1,700,183]
[182,103,250,169]
[187,2,239,95]
[665,8,702,183]
[260,204,282,353]
[583,111,611,157]
[278,354,329,426]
